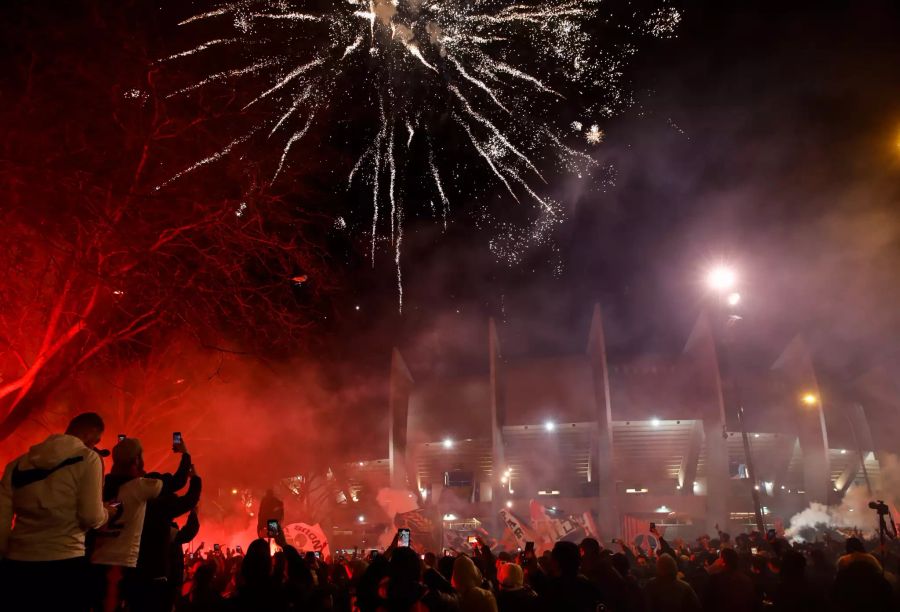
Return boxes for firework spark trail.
[270,85,313,135]
[162,0,678,301]
[168,59,278,97]
[447,56,510,114]
[454,113,519,203]
[428,147,449,229]
[158,38,238,62]
[242,58,325,110]
[488,61,563,98]
[155,131,256,189]
[448,85,544,181]
[388,123,397,241]
[273,113,315,180]
[178,7,228,26]
[251,12,321,20]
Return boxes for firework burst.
[160,0,680,309]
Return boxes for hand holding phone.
[397,528,411,548]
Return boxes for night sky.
[332,0,900,384]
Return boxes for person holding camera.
[131,433,202,612]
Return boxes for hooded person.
[495,562,538,612]
[0,412,110,612]
[643,553,700,612]
[451,554,498,612]
[90,437,163,611]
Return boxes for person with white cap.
[90,437,163,611]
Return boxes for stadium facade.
[350,305,898,541]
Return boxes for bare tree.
[0,1,336,443]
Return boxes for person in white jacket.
[0,412,110,611]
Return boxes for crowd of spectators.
[2,412,899,611]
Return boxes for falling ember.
[161,0,679,301]
[292,274,309,285]
[585,124,604,145]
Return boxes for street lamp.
[707,265,737,292]
[704,261,765,534]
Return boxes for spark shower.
[160,0,680,308]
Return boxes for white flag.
[282,522,330,558]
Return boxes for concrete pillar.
[488,319,506,534]
[772,336,830,504]
[837,403,876,494]
[682,312,729,532]
[679,420,705,495]
[388,348,414,490]
[587,304,620,539]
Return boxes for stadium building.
[346,305,899,542]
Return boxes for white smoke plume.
[786,453,900,542]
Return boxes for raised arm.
[165,472,202,520]
[176,508,201,545]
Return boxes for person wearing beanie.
[496,562,538,612]
[90,437,163,611]
[452,554,498,612]
[644,553,699,612]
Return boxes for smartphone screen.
[751,547,758,555]
[173,432,182,450]
[267,519,280,537]
[397,528,411,547]
[214,543,220,552]
[118,434,126,442]
[467,535,478,545]
[314,551,321,559]
[236,545,243,554]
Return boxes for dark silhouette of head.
[846,537,865,554]
[65,412,105,447]
[720,547,739,571]
[390,546,422,585]
[579,537,601,558]
[611,552,630,578]
[437,554,455,580]
[552,541,581,577]
[242,539,272,588]
[781,551,807,580]
[656,553,678,579]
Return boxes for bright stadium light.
[544,420,556,432]
[651,418,661,427]
[358,515,365,523]
[506,500,513,508]
[442,438,454,449]
[801,393,818,407]
[443,513,457,521]
[707,265,737,292]
[727,292,741,306]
